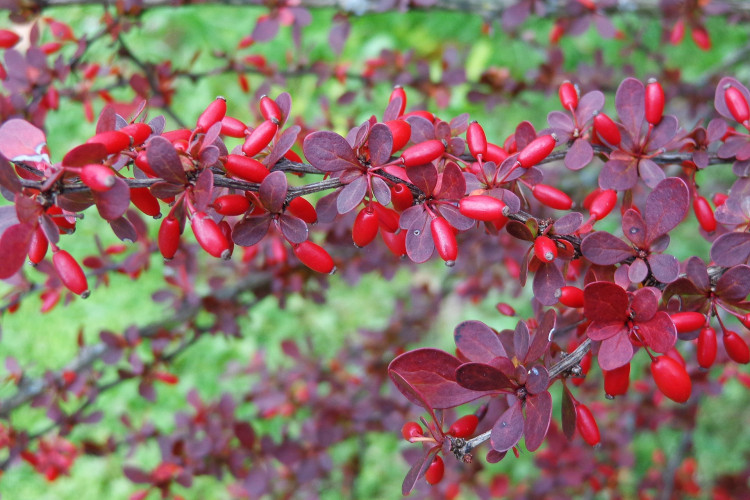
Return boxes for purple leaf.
[0,119,49,163]
[584,281,628,322]
[191,169,214,213]
[711,232,750,266]
[525,365,549,395]
[93,177,130,221]
[686,256,710,291]
[315,190,340,224]
[0,154,21,194]
[587,321,627,341]
[491,401,524,452]
[371,176,391,206]
[388,348,491,409]
[110,216,138,243]
[552,212,583,235]
[513,321,530,361]
[638,158,666,188]
[526,309,554,362]
[439,204,474,231]
[328,13,350,56]
[533,261,565,306]
[0,223,33,279]
[581,231,633,265]
[564,139,593,170]
[264,125,300,168]
[275,93,292,127]
[577,90,605,124]
[252,16,279,42]
[302,131,360,172]
[146,136,187,185]
[547,111,574,133]
[524,390,552,452]
[259,171,288,213]
[368,123,393,167]
[561,385,576,440]
[648,115,678,150]
[405,216,434,264]
[599,158,638,191]
[407,163,438,195]
[715,265,750,302]
[645,177,689,241]
[505,221,535,242]
[232,216,271,246]
[648,253,679,283]
[336,174,367,214]
[638,311,676,353]
[454,320,507,363]
[455,362,515,391]
[401,446,440,496]
[615,78,645,139]
[597,333,634,370]
[383,96,402,122]
[622,208,647,247]
[277,214,308,244]
[631,287,659,321]
[436,162,466,200]
[405,115,435,143]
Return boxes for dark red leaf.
[532,261,565,306]
[406,163,438,195]
[584,281,628,322]
[711,232,750,267]
[524,390,552,452]
[0,154,21,194]
[336,174,367,214]
[259,171,288,213]
[453,320,507,363]
[645,177,689,242]
[581,231,633,265]
[93,177,130,221]
[146,136,187,185]
[455,362,515,391]
[302,131,360,172]
[436,162,466,200]
[490,401,524,452]
[561,385,576,440]
[62,143,108,167]
[191,169,214,213]
[631,287,659,321]
[0,223,33,278]
[525,365,549,395]
[232,216,271,246]
[402,446,440,496]
[715,265,750,302]
[637,311,676,353]
[0,119,49,163]
[265,125,300,168]
[597,333,634,370]
[615,78,645,139]
[526,309,554,363]
[513,321,530,361]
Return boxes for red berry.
[691,25,711,50]
[713,192,728,207]
[645,79,665,125]
[589,189,617,221]
[401,110,435,122]
[697,327,717,369]
[389,86,407,117]
[670,312,706,333]
[294,241,335,274]
[218,220,234,258]
[723,330,750,364]
[390,183,414,212]
[352,207,379,248]
[724,86,749,125]
[424,456,444,485]
[431,217,458,266]
[650,355,692,403]
[286,197,317,224]
[53,249,89,297]
[196,96,227,131]
[158,216,181,260]
[448,414,479,438]
[162,129,192,144]
[593,113,621,146]
[86,130,131,155]
[575,404,600,446]
[559,81,579,110]
[559,286,584,308]
[259,95,282,124]
[242,120,278,157]
[213,194,251,216]
[467,121,487,159]
[80,164,116,192]
[458,195,506,221]
[28,226,49,265]
[400,140,445,167]
[401,421,423,442]
[224,154,269,183]
[603,362,630,397]
[485,143,508,165]
[220,116,248,138]
[119,123,152,146]
[670,19,685,45]
[191,212,231,259]
[572,351,592,386]
[130,187,161,218]
[532,184,572,210]
[740,313,750,329]
[517,135,556,168]
[0,30,21,49]
[381,228,406,257]
[533,235,557,262]
[384,120,411,154]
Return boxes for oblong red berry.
[651,355,692,403]
[589,189,617,221]
[459,195,505,221]
[575,404,600,446]
[242,120,278,157]
[381,227,406,257]
[259,95,281,124]
[724,86,749,124]
[593,113,621,146]
[741,313,750,329]
[287,197,317,224]
[130,187,161,218]
[691,25,711,51]
[559,286,583,308]
[517,135,556,168]
[86,130,131,155]
[119,123,152,146]
[293,240,335,274]
[467,121,487,159]
[385,120,411,154]
[372,202,400,233]
[196,96,227,131]
[431,217,457,266]
[224,154,269,183]
[53,249,89,297]
[352,207,379,248]
[532,184,572,210]
[80,164,115,192]
[191,212,231,259]
[401,421,423,442]
[670,312,706,333]
[162,129,192,144]
[218,220,234,258]
[0,30,21,49]
[390,183,414,212]
[401,140,445,167]
[448,414,479,438]
[220,116,248,138]
[693,196,716,232]
[402,110,434,122]
[213,194,251,216]
[645,79,665,125]
[533,235,557,262]
[485,143,508,165]
[603,362,630,397]
[697,327,717,369]
[158,216,181,260]
[424,456,444,485]
[28,226,48,265]
[389,86,407,117]
[723,330,750,364]
[559,81,579,110]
